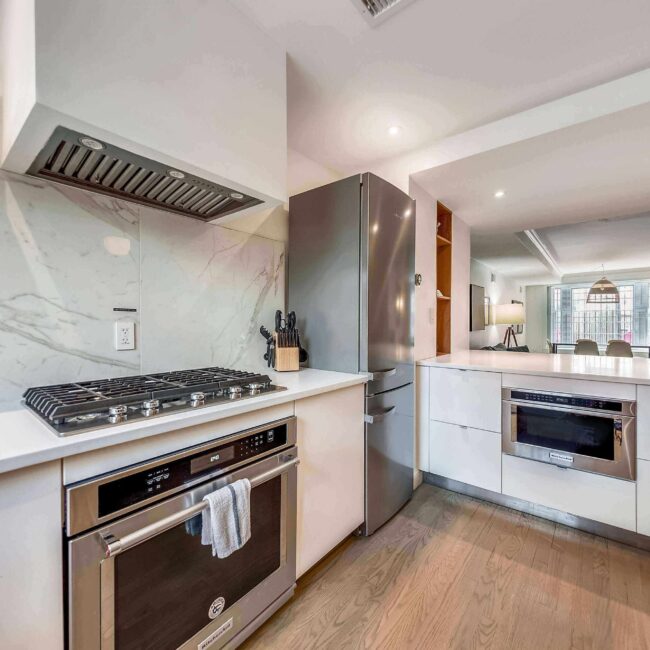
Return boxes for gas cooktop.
[23,367,285,436]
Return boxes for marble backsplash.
[0,170,284,412]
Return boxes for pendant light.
[587,266,619,304]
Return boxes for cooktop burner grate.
[23,367,280,435]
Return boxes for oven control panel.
[97,424,288,518]
[510,390,623,412]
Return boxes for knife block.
[274,335,300,372]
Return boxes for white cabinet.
[638,459,650,536]
[0,462,64,649]
[637,385,650,461]
[416,366,430,472]
[502,454,636,531]
[429,367,501,432]
[429,421,501,493]
[295,384,365,577]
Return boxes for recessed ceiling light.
[494,190,505,198]
[387,125,402,137]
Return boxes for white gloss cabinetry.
[416,365,430,473]
[638,459,650,536]
[0,462,64,649]
[294,384,365,577]
[637,385,650,461]
[428,367,501,432]
[502,454,636,531]
[429,421,501,493]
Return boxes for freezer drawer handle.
[364,406,397,424]
[99,458,299,558]
[369,368,397,381]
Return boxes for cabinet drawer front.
[429,421,501,493]
[502,454,636,531]
[429,368,501,432]
[637,385,650,461]
[638,459,650,537]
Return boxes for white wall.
[525,285,549,353]
[288,148,343,197]
[469,259,525,349]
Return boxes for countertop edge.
[417,354,650,385]
[0,371,368,475]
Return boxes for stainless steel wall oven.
[65,417,298,650]
[502,389,636,480]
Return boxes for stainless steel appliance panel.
[67,430,297,649]
[288,175,362,374]
[363,383,414,535]
[362,173,415,394]
[502,388,636,480]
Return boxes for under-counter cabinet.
[429,421,501,493]
[295,384,365,577]
[638,459,650,536]
[502,454,636,531]
[428,367,501,432]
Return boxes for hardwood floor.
[243,483,650,650]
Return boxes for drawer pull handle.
[364,406,397,424]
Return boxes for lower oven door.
[502,401,636,480]
[68,450,297,650]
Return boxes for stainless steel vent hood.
[0,0,287,223]
[28,127,262,222]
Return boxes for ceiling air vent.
[26,126,262,223]
[353,0,419,25]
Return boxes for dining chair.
[574,339,600,356]
[606,340,634,358]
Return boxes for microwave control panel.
[97,424,287,518]
[510,391,623,412]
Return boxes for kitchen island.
[416,350,650,550]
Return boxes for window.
[549,281,650,346]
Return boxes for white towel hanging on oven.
[201,478,251,558]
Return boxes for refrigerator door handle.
[368,368,397,381]
[364,406,397,424]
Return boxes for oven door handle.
[100,458,299,558]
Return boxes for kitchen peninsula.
[416,350,650,545]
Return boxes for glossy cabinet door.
[295,384,365,577]
[429,367,502,432]
[502,454,636,531]
[638,459,650,536]
[429,420,501,493]
[637,385,650,461]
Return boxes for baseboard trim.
[423,472,650,552]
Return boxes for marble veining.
[0,170,286,411]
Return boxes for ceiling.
[237,0,650,171]
[471,212,650,285]
[413,101,650,232]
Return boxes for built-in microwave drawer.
[502,390,636,481]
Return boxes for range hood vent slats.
[28,126,262,222]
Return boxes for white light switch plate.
[114,320,135,351]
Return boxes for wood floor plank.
[241,484,650,650]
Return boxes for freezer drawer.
[363,383,414,535]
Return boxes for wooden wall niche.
[436,202,453,355]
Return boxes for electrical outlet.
[115,320,135,351]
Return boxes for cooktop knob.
[108,404,128,423]
[247,382,265,395]
[226,386,243,400]
[141,399,160,416]
[190,391,205,406]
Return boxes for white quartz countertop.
[418,350,650,385]
[0,369,367,475]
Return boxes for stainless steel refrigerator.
[288,173,415,535]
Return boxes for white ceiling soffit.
[413,101,650,233]
[351,0,420,26]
